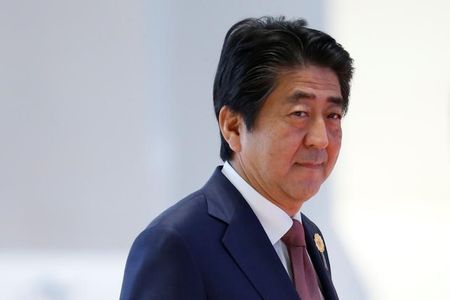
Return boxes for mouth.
[297,162,324,169]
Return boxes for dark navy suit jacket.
[120,167,338,300]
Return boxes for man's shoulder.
[147,189,209,232]
[133,166,240,248]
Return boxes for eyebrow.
[286,90,344,106]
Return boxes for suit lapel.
[222,200,300,300]
[302,215,339,300]
[203,168,299,300]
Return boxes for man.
[120,16,353,300]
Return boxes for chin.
[293,184,322,202]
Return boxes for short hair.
[213,16,354,161]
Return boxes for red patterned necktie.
[282,219,321,300]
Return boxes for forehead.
[271,65,342,103]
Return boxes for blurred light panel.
[327,0,450,298]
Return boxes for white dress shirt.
[222,162,324,299]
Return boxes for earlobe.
[218,106,242,153]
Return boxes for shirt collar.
[221,162,302,245]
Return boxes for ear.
[218,106,243,153]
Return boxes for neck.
[228,159,303,217]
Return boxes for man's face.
[232,65,343,214]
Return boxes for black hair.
[213,16,354,161]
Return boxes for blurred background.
[1,0,449,299]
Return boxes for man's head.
[214,17,353,214]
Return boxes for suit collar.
[202,166,240,223]
[202,167,300,300]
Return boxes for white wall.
[0,0,153,250]
[327,0,450,298]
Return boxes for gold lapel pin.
[314,233,325,253]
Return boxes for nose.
[305,117,329,149]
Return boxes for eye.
[328,113,342,120]
[291,111,308,118]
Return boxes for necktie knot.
[281,219,306,247]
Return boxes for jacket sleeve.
[120,226,206,300]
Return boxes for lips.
[297,162,324,169]
[296,150,328,168]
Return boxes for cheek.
[273,130,306,167]
[264,129,300,166]
[329,123,342,137]
[327,127,342,159]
